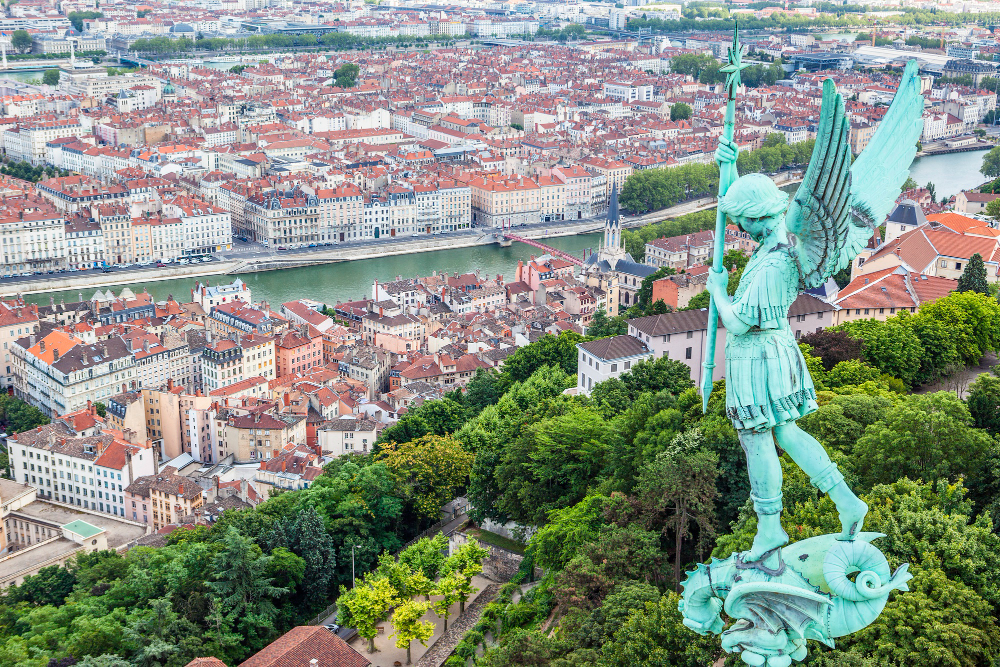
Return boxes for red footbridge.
[502,233,583,266]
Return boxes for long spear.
[702,24,748,412]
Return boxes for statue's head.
[719,173,788,242]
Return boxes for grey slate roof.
[578,334,651,361]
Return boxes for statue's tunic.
[725,243,817,432]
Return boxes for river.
[908,149,990,200]
[24,233,603,307]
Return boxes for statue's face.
[731,213,778,242]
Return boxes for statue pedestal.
[679,533,911,667]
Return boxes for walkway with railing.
[501,234,583,266]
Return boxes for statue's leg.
[739,429,788,561]
[773,423,868,540]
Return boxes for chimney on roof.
[39,340,45,353]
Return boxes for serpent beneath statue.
[679,534,912,667]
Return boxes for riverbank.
[0,261,241,299]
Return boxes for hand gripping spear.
[702,24,748,411]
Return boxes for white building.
[576,335,653,395]
[8,421,157,516]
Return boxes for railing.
[501,234,583,266]
[307,601,338,626]
[398,510,467,552]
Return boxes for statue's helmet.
[719,173,789,223]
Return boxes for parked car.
[277,246,288,251]
[156,262,166,267]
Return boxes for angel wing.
[787,60,924,289]
[722,581,834,649]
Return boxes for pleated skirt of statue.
[725,327,818,433]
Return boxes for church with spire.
[582,184,658,315]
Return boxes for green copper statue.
[680,28,922,667]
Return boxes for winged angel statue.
[680,59,923,667]
[706,60,925,562]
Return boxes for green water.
[25,233,602,307]
[909,149,990,200]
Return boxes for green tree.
[288,506,337,609]
[832,559,1000,666]
[968,373,1000,435]
[93,401,107,418]
[587,308,627,337]
[497,331,584,391]
[681,290,710,310]
[67,10,102,31]
[339,577,399,652]
[390,600,434,664]
[208,527,289,652]
[333,62,360,87]
[442,540,489,613]
[636,447,718,589]
[377,435,473,524]
[957,252,990,294]
[987,197,1000,220]
[851,392,993,490]
[918,291,1000,366]
[399,533,449,580]
[431,572,463,631]
[463,368,499,418]
[839,317,923,387]
[600,593,722,667]
[496,405,619,525]
[670,102,692,121]
[10,30,31,53]
[529,495,606,571]
[7,565,76,607]
[983,145,1000,178]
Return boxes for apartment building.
[201,333,275,394]
[5,118,83,165]
[312,182,364,243]
[7,420,157,516]
[317,416,381,456]
[208,300,274,337]
[275,325,323,377]
[216,410,307,463]
[0,196,69,273]
[468,174,541,228]
[125,466,204,531]
[191,278,252,310]
[123,330,191,391]
[161,195,233,257]
[244,190,321,247]
[576,335,653,395]
[336,344,392,397]
[0,301,39,391]
[12,331,137,417]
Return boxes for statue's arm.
[706,272,751,335]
